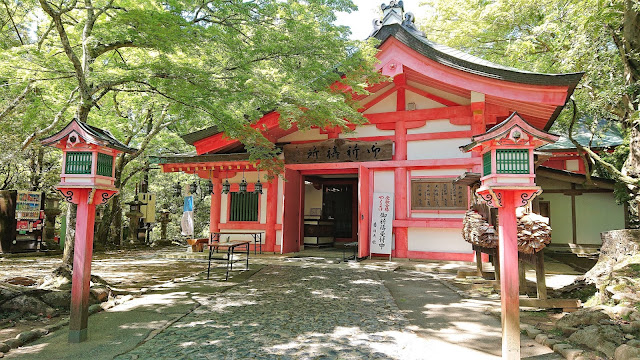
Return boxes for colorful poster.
[370,192,394,256]
[15,191,42,220]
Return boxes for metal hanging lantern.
[238,167,248,193]
[254,169,263,194]
[254,179,263,194]
[173,183,182,197]
[205,179,214,194]
[222,179,231,194]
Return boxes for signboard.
[411,179,467,210]
[283,138,393,164]
[370,192,394,256]
[139,193,156,223]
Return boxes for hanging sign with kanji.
[370,192,394,255]
[283,138,392,164]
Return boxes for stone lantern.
[125,198,144,245]
[43,192,62,248]
[154,209,172,246]
[461,112,559,359]
[41,119,136,343]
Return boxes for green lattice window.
[483,151,492,176]
[65,152,92,174]
[496,149,529,174]
[97,153,113,177]
[229,192,259,222]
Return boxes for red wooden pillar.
[394,82,409,258]
[265,179,278,252]
[358,165,370,258]
[69,189,96,343]
[497,191,520,359]
[210,177,222,235]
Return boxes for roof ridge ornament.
[402,12,426,37]
[381,1,404,12]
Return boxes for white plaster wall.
[410,169,466,177]
[220,194,228,223]
[278,128,328,142]
[408,228,472,253]
[364,92,397,114]
[407,139,472,160]
[576,193,625,245]
[340,124,395,138]
[276,230,282,246]
[407,119,471,135]
[374,171,395,193]
[411,213,465,219]
[304,184,323,216]
[277,177,284,224]
[405,90,445,110]
[260,189,267,224]
[541,193,572,244]
[358,84,395,108]
[407,81,470,105]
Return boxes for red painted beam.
[360,86,398,111]
[393,218,463,228]
[365,105,472,124]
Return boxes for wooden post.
[69,189,96,343]
[535,251,548,300]
[210,177,221,235]
[497,191,520,359]
[265,179,278,252]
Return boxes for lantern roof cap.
[460,112,560,152]
[40,119,137,153]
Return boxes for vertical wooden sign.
[370,192,394,259]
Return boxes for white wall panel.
[407,139,472,160]
[408,228,471,253]
[405,90,445,110]
[374,171,395,193]
[340,124,395,138]
[407,81,470,105]
[278,128,328,142]
[407,119,471,135]
[365,92,397,114]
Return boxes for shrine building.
[154,3,597,260]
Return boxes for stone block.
[615,344,640,360]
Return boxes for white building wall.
[408,228,471,253]
[364,92,397,114]
[340,124,394,139]
[278,128,328,142]
[407,119,471,134]
[407,81,470,105]
[405,90,445,110]
[374,171,395,193]
[277,177,284,224]
[407,139,473,160]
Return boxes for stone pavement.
[5,259,560,359]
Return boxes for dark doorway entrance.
[323,182,357,242]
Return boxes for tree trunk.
[62,203,76,267]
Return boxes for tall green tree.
[0,0,383,259]
[420,0,640,221]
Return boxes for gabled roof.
[41,119,137,153]
[372,24,583,88]
[181,125,220,146]
[460,112,560,152]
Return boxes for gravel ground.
[114,265,419,360]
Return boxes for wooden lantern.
[41,119,135,343]
[461,112,559,359]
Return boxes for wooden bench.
[186,238,208,252]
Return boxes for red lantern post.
[461,112,559,359]
[41,120,136,343]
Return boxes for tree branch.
[21,87,79,149]
[0,81,33,121]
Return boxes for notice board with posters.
[370,192,394,259]
[410,179,468,210]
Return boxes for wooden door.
[281,168,302,253]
